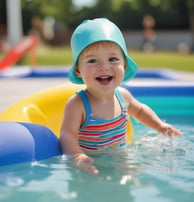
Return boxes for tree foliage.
[21,0,190,32]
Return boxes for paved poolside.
[0,78,69,112]
[0,70,193,113]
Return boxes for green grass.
[29,46,73,66]
[1,46,194,71]
[128,50,194,71]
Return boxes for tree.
[21,0,191,32]
[21,0,75,33]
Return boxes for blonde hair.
[78,41,126,67]
[82,41,123,55]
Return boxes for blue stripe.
[122,84,194,96]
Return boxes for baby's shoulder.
[117,87,132,98]
[66,93,84,109]
[117,87,133,106]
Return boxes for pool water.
[0,115,193,202]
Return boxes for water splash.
[127,130,193,174]
[130,130,192,155]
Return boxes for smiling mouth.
[95,76,113,84]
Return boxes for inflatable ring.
[0,122,61,166]
[0,84,133,166]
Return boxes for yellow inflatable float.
[0,84,83,137]
[0,84,133,166]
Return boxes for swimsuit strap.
[76,90,92,121]
[114,88,127,111]
[77,88,127,116]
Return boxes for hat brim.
[123,55,138,82]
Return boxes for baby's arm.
[60,95,98,174]
[131,102,181,136]
[121,88,182,136]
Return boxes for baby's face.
[75,41,126,90]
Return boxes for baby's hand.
[159,123,182,136]
[73,153,99,174]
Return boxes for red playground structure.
[0,36,39,70]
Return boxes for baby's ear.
[74,66,81,77]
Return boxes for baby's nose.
[98,61,109,71]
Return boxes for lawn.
[128,50,194,71]
[1,46,194,72]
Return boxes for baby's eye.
[88,59,97,63]
[109,57,119,62]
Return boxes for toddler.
[60,18,181,174]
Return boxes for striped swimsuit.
[77,89,128,151]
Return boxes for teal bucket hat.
[69,18,138,84]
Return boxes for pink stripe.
[78,132,101,136]
[78,133,125,142]
[98,134,126,147]
[84,116,126,131]
[80,145,97,150]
